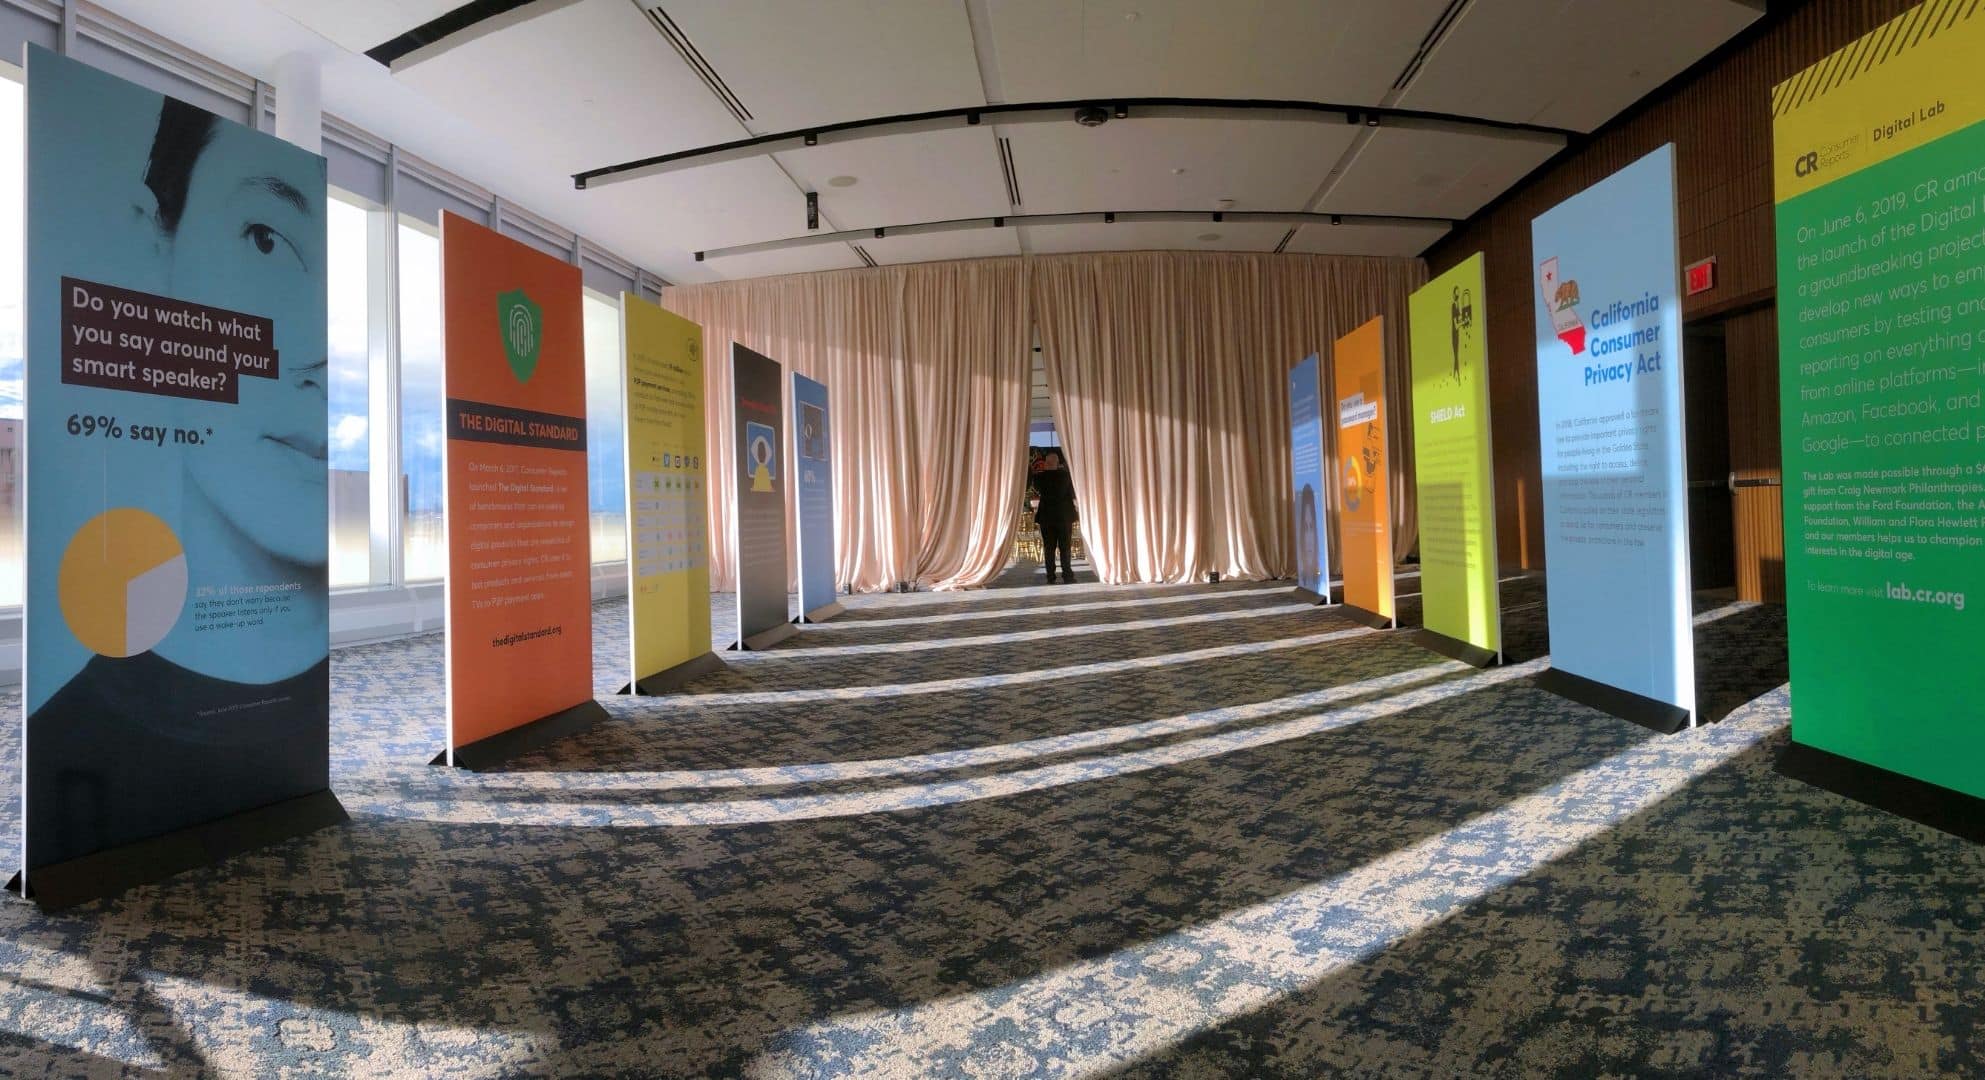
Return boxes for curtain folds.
[665,250,1425,593]
[662,259,1031,593]
[1032,252,1426,585]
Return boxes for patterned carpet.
[0,574,1981,1077]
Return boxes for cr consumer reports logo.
[1794,135,1861,178]
[498,289,543,383]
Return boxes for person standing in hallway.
[1033,449,1078,584]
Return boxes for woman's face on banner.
[168,121,327,567]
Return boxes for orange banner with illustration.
[1333,315,1393,626]
[441,212,594,755]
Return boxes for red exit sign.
[1684,256,1716,296]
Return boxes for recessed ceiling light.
[828,175,858,188]
[1198,232,1221,242]
[1125,11,1140,21]
[1171,167,1187,175]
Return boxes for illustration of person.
[1450,284,1473,382]
[751,436,775,493]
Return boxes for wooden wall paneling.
[1427,0,1924,591]
[1725,306,1786,602]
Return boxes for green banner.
[1774,1,1985,798]
[1409,253,1500,660]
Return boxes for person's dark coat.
[1034,466,1078,529]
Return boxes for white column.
[272,51,322,154]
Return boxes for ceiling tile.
[1019,220,1288,255]
[396,0,746,169]
[1283,221,1449,259]
[775,128,1009,230]
[860,229,1022,265]
[703,244,866,280]
[1397,0,1762,132]
[262,0,461,54]
[660,0,987,131]
[985,0,1452,104]
[576,158,815,254]
[1005,118,1355,215]
[1322,127,1561,220]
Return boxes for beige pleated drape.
[667,250,1424,593]
[662,259,1032,593]
[1032,252,1426,585]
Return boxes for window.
[325,196,371,587]
[0,74,21,609]
[398,221,446,581]
[582,291,626,565]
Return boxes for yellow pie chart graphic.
[58,508,188,657]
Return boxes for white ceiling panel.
[985,0,1453,105]
[1322,127,1561,220]
[1006,118,1355,215]
[1020,220,1289,255]
[397,0,745,169]
[1284,220,1449,259]
[774,128,1008,230]
[575,158,813,254]
[262,0,461,54]
[660,0,987,132]
[1398,0,1762,132]
[860,229,1023,265]
[701,244,866,280]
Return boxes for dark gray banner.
[732,343,789,644]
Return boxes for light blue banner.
[23,47,330,871]
[1288,353,1328,595]
[792,373,835,617]
[1530,143,1694,721]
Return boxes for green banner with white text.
[1773,0,1985,798]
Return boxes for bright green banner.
[1409,253,1500,661]
[1774,1,1985,798]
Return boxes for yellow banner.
[1772,0,1985,203]
[621,294,713,684]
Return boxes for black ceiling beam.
[367,0,584,71]
[573,97,1574,190]
[691,208,1454,262]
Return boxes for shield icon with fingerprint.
[497,289,542,383]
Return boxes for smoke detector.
[1074,106,1110,127]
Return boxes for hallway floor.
[0,577,1980,1077]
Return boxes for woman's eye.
[246,224,279,255]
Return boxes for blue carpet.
[0,577,1979,1077]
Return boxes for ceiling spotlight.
[1197,232,1221,242]
[804,132,818,146]
[828,175,858,188]
[1113,104,1128,119]
[1330,214,1343,226]
[1365,114,1380,128]
[1104,211,1116,223]
[1074,106,1110,127]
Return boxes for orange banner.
[1333,315,1393,625]
[441,212,594,753]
